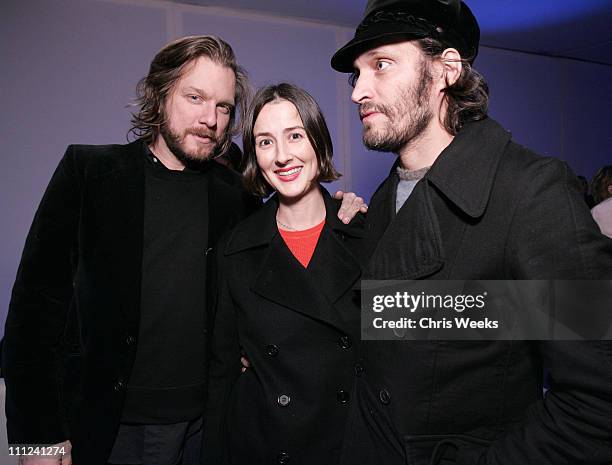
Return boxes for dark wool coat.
[202,191,366,465]
[339,118,612,465]
[2,140,257,465]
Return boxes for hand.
[18,440,72,465]
[335,191,368,224]
[240,356,250,373]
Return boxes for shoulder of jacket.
[500,140,571,183]
[59,141,143,185]
[67,140,137,156]
[64,140,140,166]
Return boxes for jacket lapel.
[366,178,444,280]
[229,191,361,331]
[252,233,348,329]
[365,170,396,257]
[102,140,145,328]
[363,118,512,280]
[305,191,363,302]
[426,117,511,218]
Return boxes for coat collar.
[363,118,511,280]
[365,178,445,280]
[224,187,363,331]
[225,187,364,255]
[425,117,511,218]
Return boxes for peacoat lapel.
[363,117,512,281]
[307,203,363,306]
[366,174,445,280]
[425,117,511,218]
[226,189,362,331]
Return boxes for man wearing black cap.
[332,1,612,464]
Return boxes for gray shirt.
[395,165,430,213]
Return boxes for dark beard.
[362,59,433,154]
[160,124,224,170]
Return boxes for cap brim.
[331,31,428,73]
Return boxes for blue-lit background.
[472,0,612,31]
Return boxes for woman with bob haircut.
[591,165,612,238]
[202,83,365,465]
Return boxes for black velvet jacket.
[3,140,257,465]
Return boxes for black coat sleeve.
[2,146,81,445]
[453,159,612,465]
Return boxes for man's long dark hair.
[418,37,489,135]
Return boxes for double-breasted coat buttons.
[114,379,125,392]
[266,344,279,357]
[337,389,350,403]
[354,362,364,377]
[339,335,352,349]
[379,388,391,405]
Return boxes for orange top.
[278,219,325,268]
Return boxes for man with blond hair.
[3,34,365,465]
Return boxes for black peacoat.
[2,140,257,465]
[202,190,365,465]
[340,118,612,465]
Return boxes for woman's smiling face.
[254,99,319,199]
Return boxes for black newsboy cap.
[331,0,480,72]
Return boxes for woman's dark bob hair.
[591,165,612,205]
[243,83,341,197]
